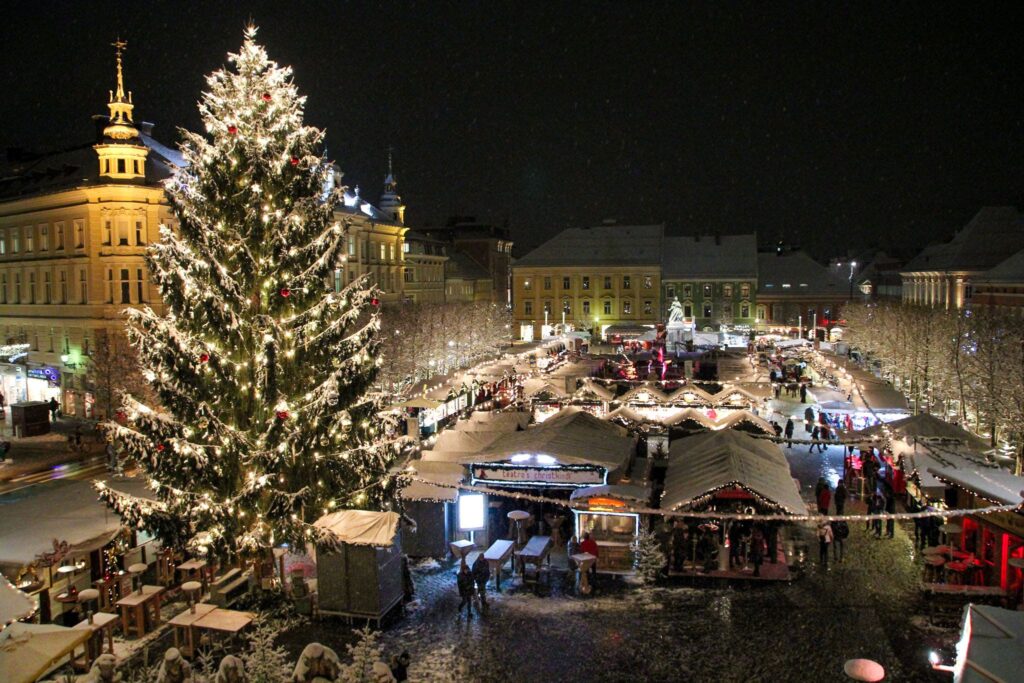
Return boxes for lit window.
[623,276,631,289]
[603,300,612,315]
[644,300,652,314]
[543,276,551,290]
[582,300,590,314]
[524,300,533,315]
[562,276,571,289]
[643,276,652,289]
[582,276,590,290]
[623,301,631,314]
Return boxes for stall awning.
[569,484,651,505]
[313,510,401,547]
[850,413,989,450]
[926,464,1024,506]
[400,461,464,503]
[663,430,806,514]
[954,604,1024,683]
[574,379,616,402]
[523,378,569,399]
[0,479,131,566]
[0,622,92,683]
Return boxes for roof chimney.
[139,121,155,137]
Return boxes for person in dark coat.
[799,383,808,403]
[804,406,815,432]
[784,418,794,447]
[456,563,475,618]
[471,553,490,607]
[872,491,885,538]
[750,525,765,577]
[884,489,896,538]
[834,480,848,515]
[389,651,411,682]
[817,481,832,514]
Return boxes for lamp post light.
[847,260,857,300]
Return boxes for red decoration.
[371,297,380,307]
[228,125,238,135]
[199,353,210,363]
[115,410,126,422]
[156,443,165,452]
[290,156,300,166]
[262,92,272,102]
[276,410,290,421]
[279,288,291,298]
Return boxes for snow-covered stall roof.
[618,385,671,404]
[569,484,652,505]
[711,386,762,406]
[663,430,806,514]
[455,411,531,432]
[313,510,401,547]
[717,410,775,434]
[0,479,133,566]
[574,379,616,402]
[0,622,92,683]
[953,604,1024,683]
[430,430,504,458]
[926,463,1024,506]
[662,408,717,429]
[664,386,714,405]
[465,407,635,471]
[850,413,989,450]
[400,461,464,503]
[523,378,569,399]
[605,406,650,424]
[0,575,35,626]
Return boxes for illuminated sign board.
[457,493,486,531]
[471,465,603,487]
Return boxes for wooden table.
[74,612,120,665]
[177,559,209,592]
[192,607,255,650]
[169,603,217,657]
[449,540,474,565]
[571,552,597,595]
[515,535,553,586]
[115,584,165,638]
[483,539,515,592]
[93,575,130,612]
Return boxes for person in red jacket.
[817,482,832,515]
[579,532,600,580]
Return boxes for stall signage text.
[472,465,603,486]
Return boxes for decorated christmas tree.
[98,27,402,557]
[631,526,665,585]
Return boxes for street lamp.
[847,261,857,300]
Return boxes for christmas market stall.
[399,461,465,558]
[569,484,652,573]
[946,604,1024,682]
[313,510,403,627]
[0,478,159,626]
[523,378,571,422]
[661,430,805,579]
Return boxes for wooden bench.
[209,569,249,607]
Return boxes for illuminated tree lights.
[97,27,404,558]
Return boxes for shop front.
[570,485,650,573]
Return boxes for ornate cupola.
[378,147,406,225]
[94,39,149,181]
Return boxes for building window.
[756,305,767,320]
[14,273,21,303]
[562,276,570,290]
[562,298,571,314]
[25,227,33,252]
[543,276,551,290]
[582,276,590,290]
[603,276,612,289]
[965,284,973,300]
[740,302,750,318]
[684,303,693,318]
[137,268,145,302]
[0,233,5,255]
[135,220,145,245]
[117,159,126,174]
[403,267,412,283]
[402,242,410,254]
[43,272,51,303]
[0,274,5,303]
[623,301,632,314]
[119,269,130,302]
[702,303,712,318]
[543,300,552,314]
[348,236,356,256]
[682,284,692,298]
[39,225,48,251]
[582,300,590,314]
[524,300,533,315]
[523,279,532,291]
[28,272,35,302]
[644,300,653,314]
[604,300,612,315]
[389,244,395,261]
[723,283,733,298]
[79,269,87,303]
[11,230,19,254]
[55,222,65,250]
[623,276,631,289]
[379,243,386,260]
[740,282,750,298]
[74,220,85,248]
[666,286,675,299]
[103,220,113,245]
[643,275,653,289]
[703,283,712,297]
[59,270,67,303]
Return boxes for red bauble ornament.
[279,288,291,298]
[227,125,238,135]
[276,410,290,421]
[290,156,300,166]
[371,297,380,307]
[262,92,272,102]
[156,443,165,452]
[115,410,126,421]
[199,353,210,363]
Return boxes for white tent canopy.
[574,379,616,402]
[662,408,718,429]
[663,430,806,514]
[430,430,504,457]
[717,410,775,434]
[0,479,129,567]
[522,378,569,399]
[0,575,35,626]
[455,411,531,432]
[849,413,989,450]
[953,604,1024,682]
[313,510,401,547]
[464,407,635,471]
[0,622,91,683]
[400,461,464,503]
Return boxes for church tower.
[378,148,406,225]
[94,39,149,181]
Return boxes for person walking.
[389,652,411,682]
[750,525,765,577]
[818,522,833,568]
[804,406,814,432]
[800,383,808,403]
[832,521,848,562]
[784,418,794,448]
[809,426,820,453]
[817,481,832,515]
[471,553,490,608]
[456,563,475,619]
[884,489,896,539]
[47,396,59,422]
[834,480,848,515]
[872,491,885,539]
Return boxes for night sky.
[2,2,1022,259]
